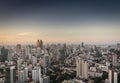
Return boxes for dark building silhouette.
[81,42,84,47]
[0,46,8,62]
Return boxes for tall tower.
[44,53,50,68]
[40,40,43,49]
[37,40,40,47]
[5,66,16,83]
[36,40,43,49]
[108,69,118,83]
[108,52,118,83]
[112,54,117,67]
[76,57,88,79]
[18,70,25,83]
[109,69,113,83]
[16,44,21,52]
[81,42,84,48]
[32,67,42,83]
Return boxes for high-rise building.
[25,67,28,82]
[32,67,42,83]
[8,51,12,61]
[109,69,113,83]
[108,69,118,83]
[36,40,43,49]
[59,48,66,64]
[32,69,37,83]
[16,44,21,52]
[0,46,8,62]
[117,43,120,48]
[41,75,50,83]
[76,57,88,79]
[83,61,88,79]
[37,40,40,48]
[114,71,118,83]
[43,53,50,68]
[25,45,32,56]
[32,55,37,65]
[18,70,25,83]
[40,40,43,49]
[18,67,28,83]
[81,42,84,48]
[112,54,117,67]
[5,66,16,83]
[17,58,22,70]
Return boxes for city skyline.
[0,1,120,45]
[1,1,120,83]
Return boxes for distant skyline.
[0,1,120,45]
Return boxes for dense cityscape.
[0,40,120,83]
[0,0,120,83]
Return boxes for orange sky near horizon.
[0,23,120,45]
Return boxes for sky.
[0,0,120,45]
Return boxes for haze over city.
[1,1,120,83]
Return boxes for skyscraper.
[36,39,43,49]
[18,67,28,83]
[108,69,118,83]
[25,67,28,82]
[16,44,21,52]
[43,53,50,68]
[5,66,16,83]
[114,71,118,83]
[37,40,40,48]
[32,67,42,83]
[112,54,117,67]
[117,43,120,48]
[32,55,37,65]
[81,42,84,48]
[18,70,25,83]
[76,57,88,79]
[109,69,113,83]
[40,40,43,49]
[17,58,22,70]
[25,45,32,56]
[0,46,8,62]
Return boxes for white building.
[109,69,112,83]
[109,69,118,83]
[25,67,28,81]
[112,54,117,67]
[18,67,28,83]
[32,67,42,83]
[19,70,25,83]
[76,57,88,79]
[114,72,118,83]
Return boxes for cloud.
[17,32,33,36]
